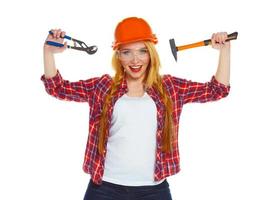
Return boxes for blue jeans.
[83,179,173,200]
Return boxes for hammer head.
[169,38,178,61]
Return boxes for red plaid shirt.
[41,70,230,185]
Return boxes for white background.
[1,0,272,199]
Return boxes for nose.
[131,52,141,62]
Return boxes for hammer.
[169,32,238,61]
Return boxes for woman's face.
[118,41,150,81]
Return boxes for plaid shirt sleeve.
[172,75,230,104]
[41,70,100,102]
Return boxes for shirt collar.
[119,75,128,93]
[116,74,159,99]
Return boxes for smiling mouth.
[129,65,142,73]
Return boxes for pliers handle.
[46,31,98,55]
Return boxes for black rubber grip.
[204,32,238,45]
[204,39,211,46]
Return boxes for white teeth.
[130,65,141,69]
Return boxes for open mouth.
[129,65,142,73]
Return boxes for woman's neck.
[126,77,146,97]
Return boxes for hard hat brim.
[112,36,158,50]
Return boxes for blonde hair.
[98,41,174,154]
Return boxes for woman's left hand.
[211,32,230,50]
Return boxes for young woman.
[42,17,230,200]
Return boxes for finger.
[211,33,215,39]
[223,32,228,44]
[220,32,226,44]
[216,32,221,43]
[56,29,62,39]
[48,29,58,40]
[223,32,228,39]
[53,29,60,39]
[213,33,218,43]
[222,32,228,46]
[61,42,68,51]
[217,33,223,44]
[214,33,220,46]
[47,30,53,40]
[53,29,58,38]
[218,33,222,44]
[212,34,220,49]
[61,31,66,38]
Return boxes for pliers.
[46,31,98,55]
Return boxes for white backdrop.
[1,0,272,199]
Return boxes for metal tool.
[169,32,238,61]
[46,31,98,55]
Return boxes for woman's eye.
[139,49,148,54]
[121,51,130,55]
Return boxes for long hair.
[98,41,174,155]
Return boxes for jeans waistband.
[98,179,168,191]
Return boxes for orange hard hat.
[112,17,158,50]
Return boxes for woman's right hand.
[44,29,67,54]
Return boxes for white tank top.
[102,92,165,186]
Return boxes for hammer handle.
[177,32,238,51]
